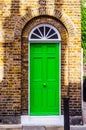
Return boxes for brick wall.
[0,0,82,124]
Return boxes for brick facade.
[0,0,82,124]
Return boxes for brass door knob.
[43,83,46,87]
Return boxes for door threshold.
[21,115,64,126]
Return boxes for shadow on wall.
[0,0,21,118]
[3,0,20,43]
[69,82,82,125]
[0,0,32,122]
[83,78,86,102]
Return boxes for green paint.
[30,43,60,116]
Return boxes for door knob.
[43,83,46,87]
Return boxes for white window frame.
[29,24,61,42]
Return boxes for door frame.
[28,41,61,116]
[28,24,61,116]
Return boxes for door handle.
[43,83,46,87]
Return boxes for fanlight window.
[29,24,61,41]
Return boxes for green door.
[30,43,60,115]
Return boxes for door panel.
[47,57,56,81]
[32,57,42,81]
[30,43,60,115]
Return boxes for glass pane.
[31,34,41,39]
[45,26,50,36]
[48,34,58,39]
[39,26,44,36]
[34,29,41,37]
[47,29,55,37]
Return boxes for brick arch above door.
[21,17,69,114]
[14,8,75,42]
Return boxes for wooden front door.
[30,43,60,115]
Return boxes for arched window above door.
[29,24,61,42]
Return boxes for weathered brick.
[0,0,82,125]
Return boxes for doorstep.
[21,115,64,126]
